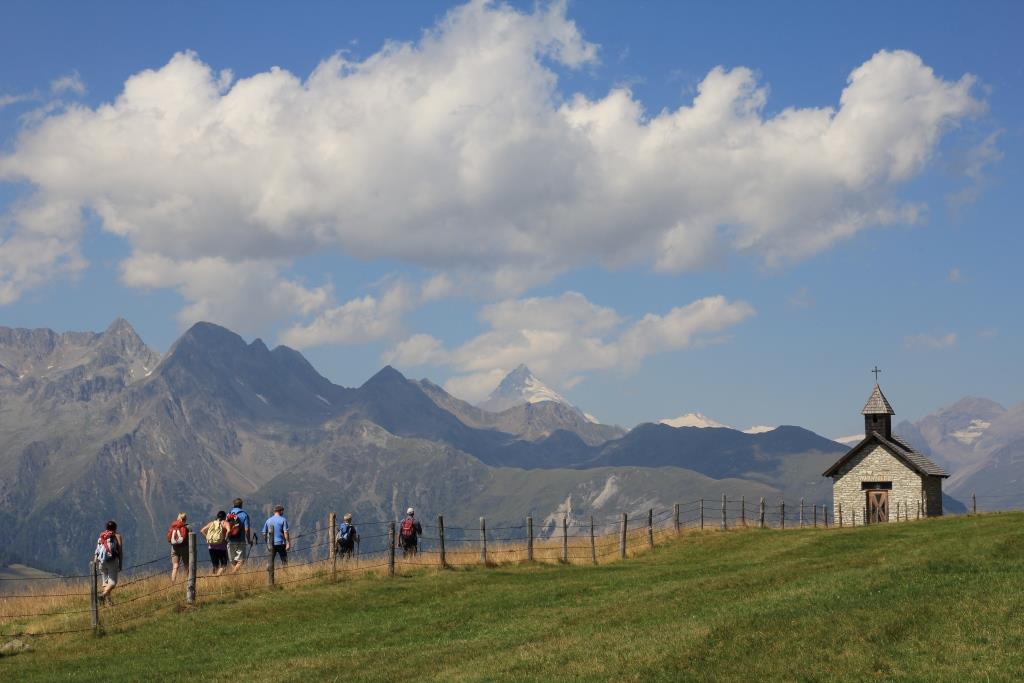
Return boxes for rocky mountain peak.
[362,365,409,389]
[478,365,571,413]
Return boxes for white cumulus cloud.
[0,1,985,328]
[385,291,755,402]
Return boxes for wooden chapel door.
[867,490,889,523]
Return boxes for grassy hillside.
[4,514,1024,681]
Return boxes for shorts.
[209,547,228,569]
[271,544,288,563]
[100,559,119,587]
[228,541,248,564]
[171,544,189,563]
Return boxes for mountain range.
[1,318,999,574]
[895,397,1024,507]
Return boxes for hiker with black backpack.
[226,498,252,573]
[336,513,360,560]
[94,520,123,605]
[201,511,231,576]
[398,507,422,558]
[167,512,190,581]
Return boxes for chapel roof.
[822,431,949,478]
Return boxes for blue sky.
[0,1,1021,437]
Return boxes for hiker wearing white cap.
[398,507,423,557]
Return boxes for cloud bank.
[0,0,984,338]
[385,291,755,402]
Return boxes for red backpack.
[167,522,187,545]
[400,517,416,541]
[98,530,120,559]
[226,513,244,541]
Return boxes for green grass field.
[4,514,1024,681]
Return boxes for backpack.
[337,523,354,547]
[168,522,186,545]
[226,512,244,541]
[206,520,225,544]
[97,530,119,562]
[400,517,416,541]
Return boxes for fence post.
[590,516,597,564]
[838,502,843,528]
[647,509,654,548]
[813,504,817,528]
[620,512,627,559]
[90,559,99,634]
[972,492,976,515]
[187,531,197,604]
[741,496,746,527]
[823,505,828,528]
[799,498,805,527]
[561,516,568,563]
[759,497,765,529]
[721,494,727,531]
[329,512,337,582]
[438,515,447,568]
[527,516,534,562]
[266,528,276,586]
[673,503,680,535]
[780,500,785,530]
[480,517,488,566]
[387,522,395,577]
[700,499,704,530]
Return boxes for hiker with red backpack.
[226,498,252,573]
[94,520,123,605]
[167,512,190,581]
[398,507,422,558]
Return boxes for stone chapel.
[823,383,948,525]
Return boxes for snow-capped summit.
[478,364,571,413]
[659,412,731,429]
[660,413,777,434]
[742,425,777,434]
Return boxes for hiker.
[201,511,231,576]
[398,507,423,557]
[226,498,252,573]
[94,520,123,605]
[167,512,190,581]
[336,513,360,559]
[262,505,290,565]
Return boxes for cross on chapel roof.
[861,384,895,415]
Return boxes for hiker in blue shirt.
[227,498,252,573]
[262,505,290,565]
[335,513,360,559]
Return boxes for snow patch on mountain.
[742,425,776,434]
[659,412,730,429]
[951,419,991,445]
[833,434,864,446]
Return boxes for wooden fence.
[0,492,972,639]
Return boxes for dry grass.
[0,520,685,637]
[1,509,825,639]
